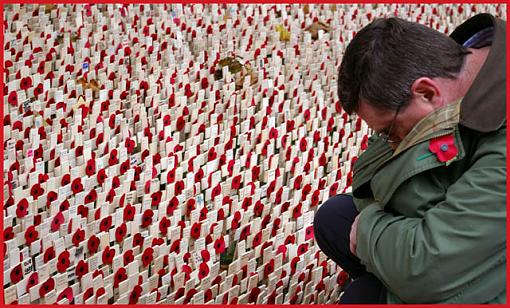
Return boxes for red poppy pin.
[417,134,458,165]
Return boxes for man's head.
[337,17,471,146]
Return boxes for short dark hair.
[337,17,471,114]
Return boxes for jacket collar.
[450,13,506,133]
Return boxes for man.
[314,13,506,304]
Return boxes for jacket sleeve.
[355,127,506,303]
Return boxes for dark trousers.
[314,194,387,304]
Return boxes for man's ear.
[410,77,444,108]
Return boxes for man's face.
[357,97,436,149]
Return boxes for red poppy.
[71,178,84,194]
[75,260,89,278]
[8,91,18,106]
[84,189,97,204]
[251,164,261,180]
[211,183,221,200]
[313,279,325,293]
[253,201,264,217]
[4,226,14,241]
[30,183,44,200]
[198,262,210,280]
[10,263,23,283]
[240,225,251,241]
[185,199,196,216]
[163,114,171,127]
[292,203,303,219]
[152,237,164,247]
[305,225,315,241]
[252,231,262,248]
[190,222,201,239]
[99,216,112,232]
[285,234,296,245]
[337,270,349,286]
[242,197,252,211]
[112,176,120,189]
[141,209,154,228]
[221,293,230,305]
[59,174,70,186]
[57,250,70,272]
[428,134,458,163]
[102,246,115,265]
[125,138,135,154]
[133,233,144,248]
[299,137,308,152]
[43,246,55,263]
[174,287,185,301]
[194,167,205,183]
[207,147,217,162]
[26,272,38,293]
[24,225,39,245]
[123,203,135,221]
[88,235,100,254]
[267,180,276,196]
[85,159,96,176]
[165,196,178,215]
[231,211,242,229]
[114,267,128,288]
[204,288,213,303]
[199,207,209,222]
[142,247,154,267]
[183,252,191,264]
[298,242,309,256]
[170,239,181,254]
[276,243,288,258]
[38,173,49,184]
[20,76,33,90]
[108,149,119,166]
[346,172,353,188]
[72,228,85,246]
[59,199,70,212]
[57,287,74,304]
[254,212,267,229]
[105,188,116,203]
[39,277,55,298]
[182,288,198,304]
[83,287,94,302]
[115,223,127,243]
[16,198,29,218]
[175,180,185,195]
[97,168,107,184]
[159,217,170,235]
[271,219,281,237]
[311,190,321,207]
[123,249,134,266]
[264,259,275,278]
[151,191,162,207]
[182,264,192,281]
[115,158,128,174]
[176,116,185,131]
[216,206,226,221]
[167,168,176,184]
[129,285,143,304]
[95,286,106,299]
[197,249,209,263]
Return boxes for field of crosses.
[3,3,506,305]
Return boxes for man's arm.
[355,127,506,303]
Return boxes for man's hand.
[350,214,361,255]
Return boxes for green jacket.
[351,14,506,304]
